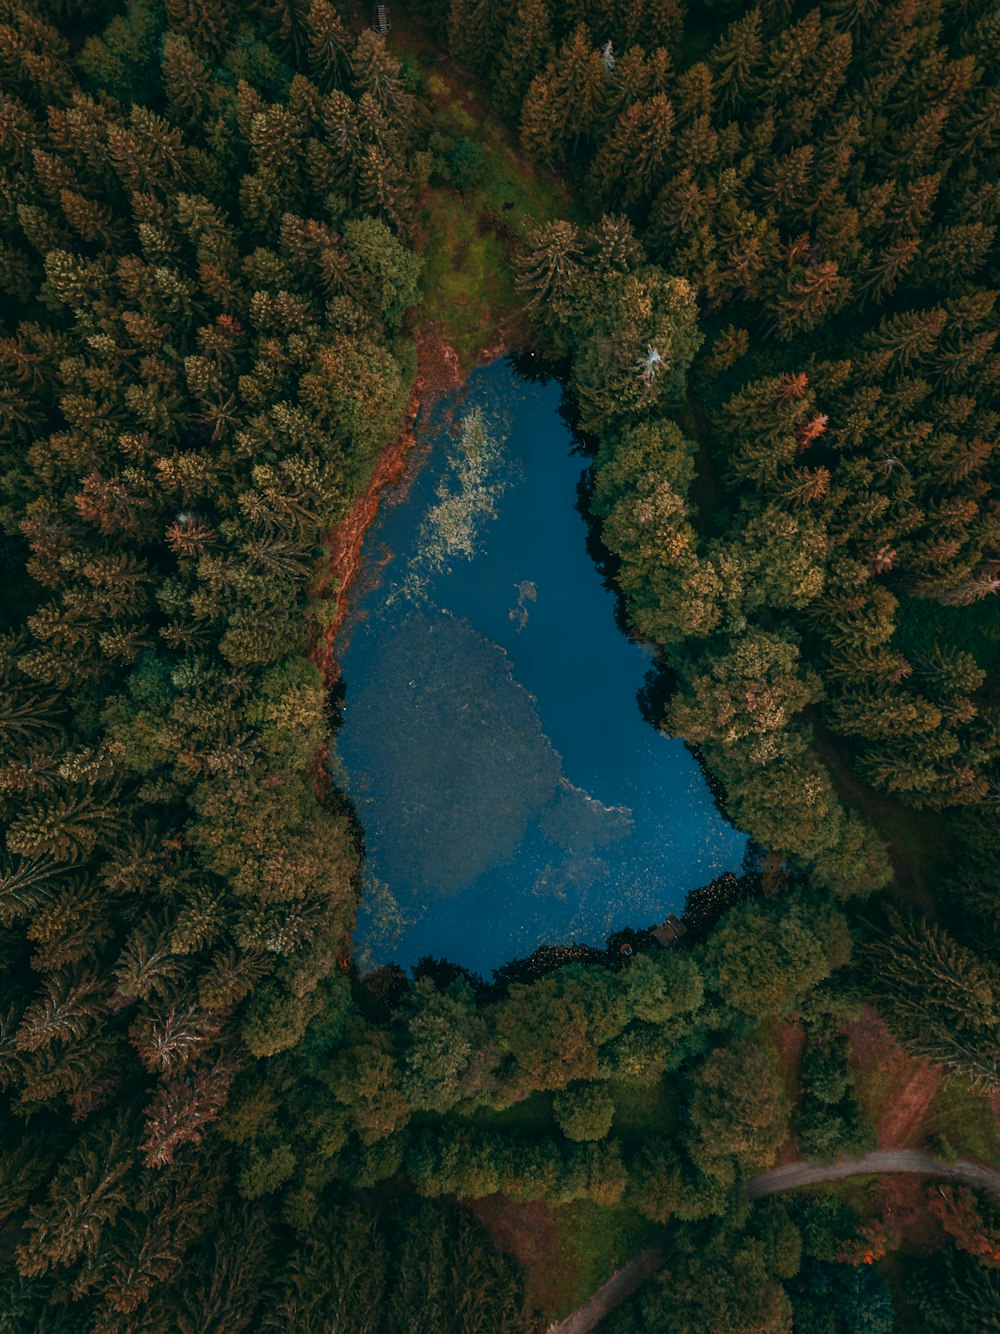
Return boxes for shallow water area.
[335,360,747,977]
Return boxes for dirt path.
[877,1060,944,1148]
[746,1151,1000,1200]
[543,1238,671,1334]
[544,1152,1000,1334]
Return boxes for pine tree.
[7,788,122,861]
[16,1123,132,1277]
[514,218,582,312]
[709,9,764,112]
[141,1061,235,1167]
[864,913,1000,1091]
[164,0,233,60]
[588,94,675,208]
[638,0,686,56]
[584,212,645,274]
[259,0,311,65]
[304,0,351,92]
[551,23,604,144]
[493,0,552,120]
[519,74,564,164]
[447,0,503,80]
[771,259,850,338]
[350,30,412,125]
[161,35,216,129]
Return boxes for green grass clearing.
[545,1200,663,1320]
[923,1080,1000,1164]
[609,1078,678,1144]
[389,9,584,367]
[853,1062,900,1129]
[454,1090,556,1136]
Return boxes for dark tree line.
[504,0,1000,863]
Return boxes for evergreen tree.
[864,913,1000,1090]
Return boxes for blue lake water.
[335,360,747,977]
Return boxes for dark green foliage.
[605,1217,795,1333]
[899,1250,1000,1332]
[261,1197,528,1333]
[862,912,1000,1091]
[553,1081,616,1141]
[787,1258,894,1334]
[698,892,851,1021]
[445,137,489,193]
[795,1032,875,1161]
[506,0,1000,895]
[4,0,1000,1328]
[687,1040,789,1171]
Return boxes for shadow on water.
[335,359,747,977]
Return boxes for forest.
[0,0,998,1330]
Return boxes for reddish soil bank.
[777,1019,806,1164]
[467,1195,564,1323]
[846,1006,944,1150]
[878,1060,944,1150]
[310,324,471,688]
[306,324,473,820]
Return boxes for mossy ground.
[922,1080,1000,1163]
[390,9,583,370]
[544,1201,662,1319]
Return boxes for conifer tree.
[493,0,553,120]
[588,93,675,208]
[514,217,582,313]
[520,73,564,165]
[710,8,764,112]
[864,914,1000,1090]
[551,23,604,145]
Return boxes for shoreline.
[311,321,515,689]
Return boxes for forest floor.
[469,1196,661,1326]
[461,1082,673,1320]
[848,1006,1000,1162]
[774,1019,806,1164]
[389,8,582,369]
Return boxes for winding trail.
[544,1152,1000,1334]
[746,1150,1000,1201]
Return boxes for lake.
[334,359,747,977]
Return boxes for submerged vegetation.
[392,403,513,597]
[0,0,998,1329]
